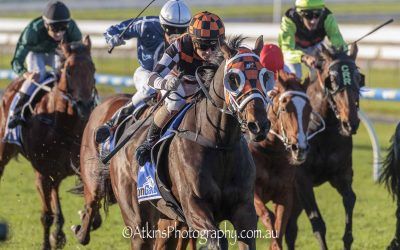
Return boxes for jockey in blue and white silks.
[95,0,192,144]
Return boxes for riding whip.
[102,72,183,164]
[108,0,157,53]
[350,18,394,44]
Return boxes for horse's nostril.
[248,122,260,134]
[291,144,299,152]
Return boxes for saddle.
[3,72,57,147]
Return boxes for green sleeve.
[66,20,82,42]
[324,14,347,50]
[11,28,38,76]
[278,16,304,64]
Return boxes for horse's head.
[218,36,271,142]
[59,35,96,120]
[314,43,361,136]
[268,71,312,164]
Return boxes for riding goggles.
[193,39,219,51]
[48,22,69,32]
[300,10,322,20]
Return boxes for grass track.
[0,120,397,249]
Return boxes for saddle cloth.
[137,103,193,203]
[3,73,57,146]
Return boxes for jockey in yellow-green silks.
[279,0,347,78]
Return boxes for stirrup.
[95,124,111,144]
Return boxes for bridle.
[268,90,325,149]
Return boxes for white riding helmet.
[160,0,191,28]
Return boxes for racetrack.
[0,120,397,249]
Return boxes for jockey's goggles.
[48,22,68,32]
[300,10,322,20]
[162,25,187,36]
[193,39,219,51]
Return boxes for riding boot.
[135,121,162,166]
[135,106,173,166]
[8,93,30,129]
[95,102,135,144]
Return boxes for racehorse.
[72,92,195,249]
[105,36,270,250]
[285,43,362,250]
[71,94,129,245]
[250,71,314,250]
[379,122,400,250]
[0,36,96,249]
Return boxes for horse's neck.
[308,79,339,126]
[308,79,329,117]
[199,71,241,146]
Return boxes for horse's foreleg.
[254,192,276,232]
[285,195,303,250]
[330,175,356,250]
[0,142,17,179]
[388,198,400,250]
[72,163,103,245]
[296,170,328,250]
[35,172,54,250]
[49,181,66,249]
[231,201,257,250]
[154,218,192,250]
[272,190,294,250]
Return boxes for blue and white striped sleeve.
[103,18,141,44]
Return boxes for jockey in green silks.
[278,0,347,79]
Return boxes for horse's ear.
[83,35,92,52]
[220,40,236,60]
[319,43,331,58]
[60,39,71,57]
[349,43,358,61]
[277,70,288,89]
[253,35,263,56]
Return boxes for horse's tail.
[379,122,400,201]
[98,161,115,216]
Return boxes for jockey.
[135,11,226,166]
[278,0,347,78]
[8,1,82,128]
[95,0,192,144]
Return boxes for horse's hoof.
[71,224,81,234]
[50,231,66,249]
[92,213,102,231]
[78,210,85,220]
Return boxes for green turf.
[0,120,397,249]
[0,3,399,21]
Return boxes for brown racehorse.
[0,36,96,250]
[72,92,194,249]
[250,71,313,250]
[71,94,130,245]
[285,43,362,250]
[379,121,400,250]
[105,36,270,250]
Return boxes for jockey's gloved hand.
[301,54,316,68]
[23,72,40,83]
[163,76,181,91]
[108,35,126,47]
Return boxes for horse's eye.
[259,68,275,95]
[224,70,245,96]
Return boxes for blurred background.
[0,1,399,249]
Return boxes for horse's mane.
[276,71,304,92]
[202,35,247,83]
